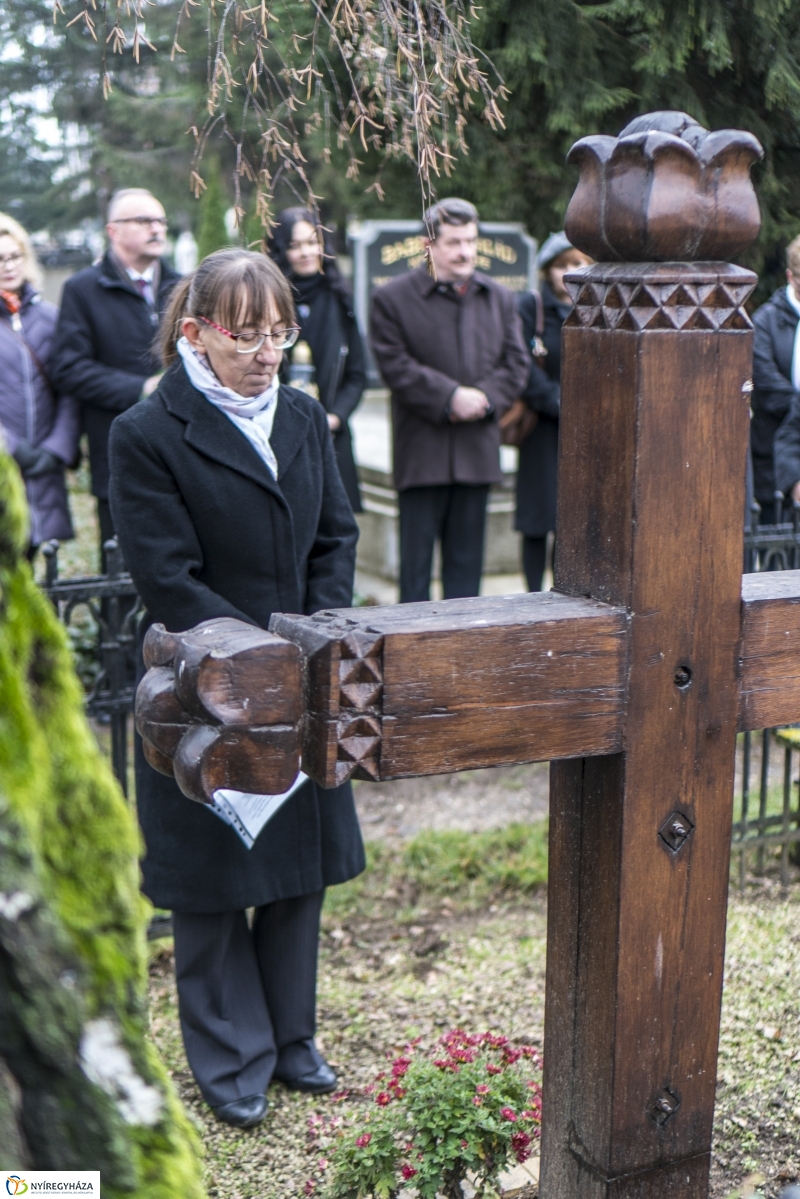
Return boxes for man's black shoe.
[212,1094,268,1128]
[276,1061,338,1094]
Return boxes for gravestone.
[138,112,783,1198]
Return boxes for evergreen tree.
[196,160,230,260]
[464,0,800,296]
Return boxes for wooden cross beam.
[136,112,784,1197]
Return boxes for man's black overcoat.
[108,363,364,913]
[51,251,180,500]
[514,284,570,540]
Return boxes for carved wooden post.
[135,111,779,1199]
[540,112,763,1198]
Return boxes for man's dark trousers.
[398,482,490,603]
[172,890,325,1106]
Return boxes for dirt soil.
[147,764,800,1199]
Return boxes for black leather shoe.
[212,1094,268,1128]
[277,1061,338,1094]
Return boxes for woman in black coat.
[268,208,367,511]
[108,250,364,1130]
[515,232,592,591]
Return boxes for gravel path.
[352,763,550,842]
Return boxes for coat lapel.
[160,366,287,502]
[271,386,311,480]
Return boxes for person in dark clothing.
[515,232,592,591]
[0,212,79,553]
[109,249,363,1132]
[752,236,800,517]
[370,197,530,602]
[268,209,367,511]
[50,188,180,559]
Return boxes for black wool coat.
[515,284,570,539]
[774,390,800,498]
[283,277,367,512]
[51,251,180,499]
[108,363,364,913]
[751,287,800,505]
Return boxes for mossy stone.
[0,451,205,1195]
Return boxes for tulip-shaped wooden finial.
[564,110,763,262]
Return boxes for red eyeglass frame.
[196,315,300,351]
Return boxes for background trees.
[1,0,799,294]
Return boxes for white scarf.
[786,285,800,393]
[177,336,279,479]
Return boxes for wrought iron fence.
[736,498,800,887]
[41,537,141,795]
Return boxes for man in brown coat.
[370,198,530,602]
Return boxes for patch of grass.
[325,822,548,923]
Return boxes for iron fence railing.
[41,537,141,794]
[736,498,800,887]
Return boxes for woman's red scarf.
[0,289,23,331]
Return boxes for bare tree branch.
[52,0,507,227]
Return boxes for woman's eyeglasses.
[197,316,301,353]
[0,252,24,268]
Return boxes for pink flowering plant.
[325,1030,542,1199]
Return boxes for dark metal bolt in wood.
[649,1088,681,1128]
[659,811,695,852]
[674,665,693,688]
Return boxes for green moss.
[0,451,205,1195]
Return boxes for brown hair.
[423,197,479,239]
[160,249,296,365]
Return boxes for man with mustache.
[370,198,529,602]
[51,188,180,560]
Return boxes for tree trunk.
[0,448,205,1196]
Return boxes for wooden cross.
[136,113,797,1197]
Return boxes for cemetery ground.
[58,468,800,1198]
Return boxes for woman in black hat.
[268,209,367,512]
[515,232,591,591]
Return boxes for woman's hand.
[327,413,342,433]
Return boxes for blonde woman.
[0,213,78,553]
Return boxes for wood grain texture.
[142,622,180,669]
[738,570,800,730]
[274,592,629,786]
[134,665,194,757]
[172,617,302,726]
[173,723,300,805]
[564,114,762,263]
[541,261,755,1198]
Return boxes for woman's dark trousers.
[523,535,549,592]
[398,483,490,603]
[172,890,325,1107]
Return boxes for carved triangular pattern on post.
[335,634,384,781]
[565,272,754,334]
